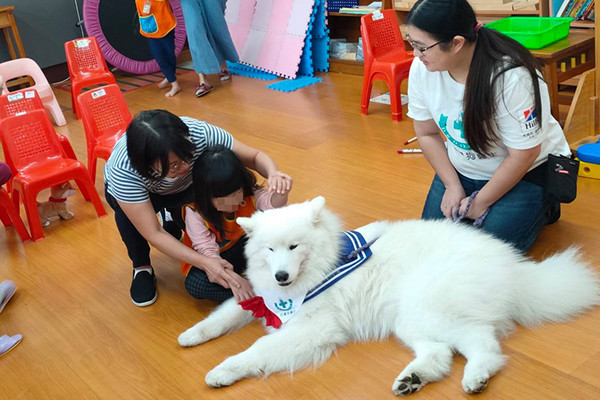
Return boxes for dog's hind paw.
[178,327,207,347]
[392,373,424,396]
[205,366,240,387]
[462,375,489,394]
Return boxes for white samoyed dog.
[179,197,600,395]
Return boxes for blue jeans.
[147,30,176,82]
[422,173,557,253]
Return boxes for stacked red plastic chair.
[360,10,414,122]
[64,37,117,119]
[0,88,77,162]
[77,84,132,183]
[0,58,67,126]
[0,109,107,241]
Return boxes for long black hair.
[126,109,195,179]
[192,145,259,237]
[406,0,543,156]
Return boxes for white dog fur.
[179,197,600,395]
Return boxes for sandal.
[0,280,16,314]
[195,83,213,97]
[219,70,232,81]
[0,334,22,356]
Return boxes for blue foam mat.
[266,75,323,92]
[226,61,279,81]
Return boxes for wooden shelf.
[571,20,595,29]
[328,12,370,17]
[329,58,364,76]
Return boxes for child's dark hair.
[192,145,259,237]
[126,109,195,179]
[406,0,543,156]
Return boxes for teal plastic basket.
[484,17,573,49]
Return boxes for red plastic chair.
[0,88,78,161]
[77,85,132,183]
[64,37,117,119]
[0,186,30,242]
[360,10,414,122]
[0,110,107,241]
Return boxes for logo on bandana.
[274,298,293,312]
[521,106,539,135]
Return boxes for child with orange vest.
[135,0,180,96]
[181,146,292,302]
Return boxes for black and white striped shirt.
[104,116,233,203]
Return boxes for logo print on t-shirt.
[521,106,539,135]
[439,113,471,150]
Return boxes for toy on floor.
[37,182,76,227]
[577,138,600,180]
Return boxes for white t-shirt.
[407,57,570,180]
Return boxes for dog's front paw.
[178,326,210,347]
[205,365,240,388]
[462,375,489,394]
[392,372,424,396]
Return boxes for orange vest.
[181,196,257,276]
[135,0,176,39]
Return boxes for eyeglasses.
[153,159,188,176]
[406,34,445,55]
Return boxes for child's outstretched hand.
[268,171,293,195]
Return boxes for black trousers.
[105,184,193,267]
[185,235,248,303]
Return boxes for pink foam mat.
[226,0,315,79]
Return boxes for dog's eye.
[268,247,273,252]
[289,244,298,250]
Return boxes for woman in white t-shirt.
[405,0,571,252]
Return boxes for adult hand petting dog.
[203,257,236,289]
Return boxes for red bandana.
[239,296,282,328]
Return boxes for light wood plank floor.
[1,71,600,399]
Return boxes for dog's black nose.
[275,271,289,282]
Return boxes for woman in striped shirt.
[104,109,292,307]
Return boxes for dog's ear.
[237,217,253,234]
[309,196,326,223]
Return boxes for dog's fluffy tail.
[512,247,600,327]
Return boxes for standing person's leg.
[179,0,220,96]
[201,0,238,81]
[148,32,180,97]
[202,0,239,65]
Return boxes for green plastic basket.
[484,17,573,49]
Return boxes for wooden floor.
[1,71,600,400]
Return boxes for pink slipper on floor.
[0,280,16,314]
[0,334,22,356]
